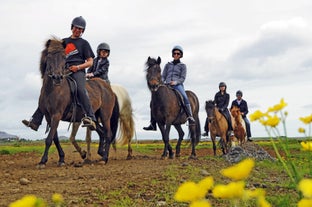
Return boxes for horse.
[230,105,246,145]
[69,84,135,161]
[205,100,230,155]
[37,38,119,167]
[145,57,201,159]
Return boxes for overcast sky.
[1,0,312,141]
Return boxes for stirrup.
[82,117,96,130]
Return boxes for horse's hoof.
[36,163,46,169]
[161,155,167,160]
[57,162,66,167]
[81,150,87,159]
[175,153,181,158]
[126,155,133,160]
[169,153,175,159]
[188,155,197,160]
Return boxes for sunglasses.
[173,52,181,56]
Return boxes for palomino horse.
[69,84,135,161]
[37,38,119,167]
[230,105,246,145]
[145,57,201,159]
[205,100,230,155]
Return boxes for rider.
[22,16,97,131]
[143,45,195,131]
[231,90,252,141]
[214,82,233,136]
[86,42,110,84]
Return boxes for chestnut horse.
[145,57,201,159]
[69,84,135,161]
[205,100,230,155]
[230,105,246,145]
[37,38,118,167]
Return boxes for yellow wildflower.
[301,142,312,152]
[298,198,312,207]
[298,179,312,198]
[174,181,203,202]
[267,98,287,113]
[190,199,211,207]
[300,114,312,124]
[52,193,64,204]
[197,176,214,195]
[212,181,245,199]
[244,188,266,199]
[257,196,272,207]
[298,127,306,133]
[260,115,280,127]
[249,110,265,121]
[9,195,45,207]
[221,158,255,181]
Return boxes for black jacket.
[231,99,249,118]
[87,57,110,82]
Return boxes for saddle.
[168,86,188,119]
[62,76,80,124]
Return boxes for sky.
[1,0,312,141]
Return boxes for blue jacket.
[162,61,186,85]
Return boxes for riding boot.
[202,117,209,136]
[185,104,195,124]
[143,118,157,131]
[22,108,44,131]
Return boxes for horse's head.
[205,100,216,121]
[41,38,67,85]
[145,56,162,91]
[230,105,240,118]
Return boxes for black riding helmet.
[236,90,243,97]
[97,42,110,56]
[71,16,86,32]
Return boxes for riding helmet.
[172,45,183,57]
[219,82,226,88]
[71,16,86,31]
[236,90,243,96]
[97,42,110,56]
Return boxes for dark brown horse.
[145,57,201,159]
[205,100,230,155]
[37,38,118,167]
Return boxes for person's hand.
[69,65,79,73]
[86,73,94,79]
[170,81,177,86]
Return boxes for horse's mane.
[39,37,65,78]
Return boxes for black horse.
[145,57,201,159]
[37,38,119,167]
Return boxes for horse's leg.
[69,122,87,160]
[38,119,61,167]
[98,120,113,164]
[84,128,92,164]
[211,135,217,156]
[188,124,198,159]
[127,140,133,160]
[174,125,184,157]
[53,131,65,166]
[158,124,169,159]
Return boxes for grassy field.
[1,138,311,207]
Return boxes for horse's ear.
[45,39,51,48]
[148,56,151,61]
[157,56,161,64]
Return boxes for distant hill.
[0,131,19,141]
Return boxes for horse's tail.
[111,84,135,146]
[110,94,120,143]
[187,91,201,145]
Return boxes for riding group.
[22,16,252,166]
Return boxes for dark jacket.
[231,99,249,118]
[87,57,110,82]
[214,91,230,111]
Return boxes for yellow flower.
[190,199,211,207]
[298,198,312,207]
[301,142,312,152]
[260,115,280,127]
[244,188,266,199]
[300,114,312,124]
[249,110,265,121]
[298,179,312,198]
[221,158,255,181]
[298,127,306,133]
[175,176,214,203]
[52,193,64,204]
[267,98,287,113]
[212,181,245,199]
[9,195,45,207]
[257,196,272,207]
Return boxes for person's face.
[219,86,226,91]
[71,26,84,38]
[99,50,109,58]
[172,50,181,60]
[236,94,242,100]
